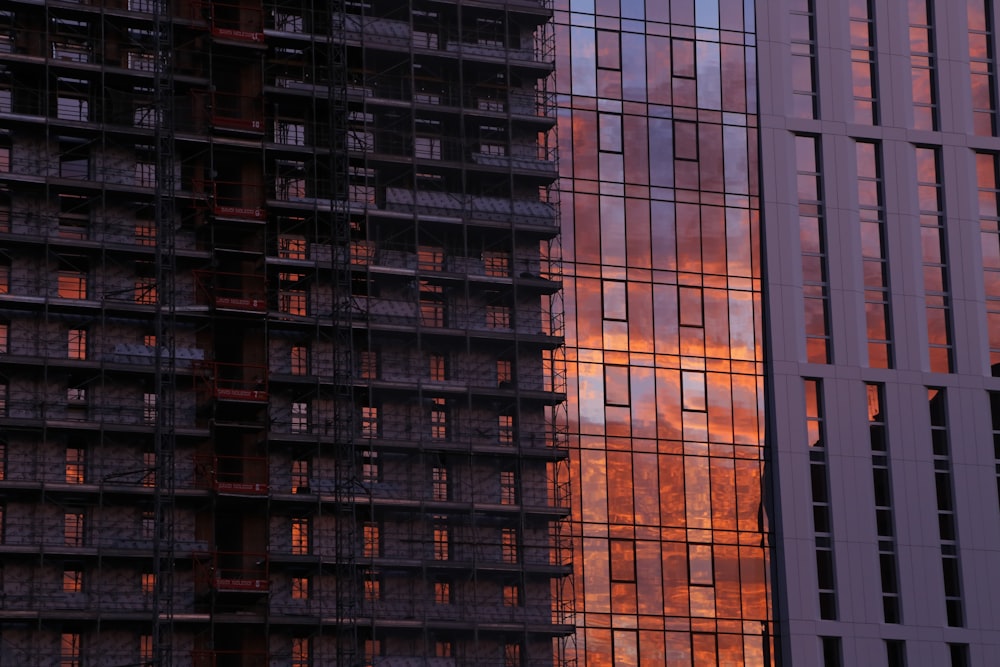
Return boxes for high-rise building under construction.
[0,1,571,665]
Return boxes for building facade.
[554,0,774,664]
[0,0,571,665]
[759,0,1000,665]
[5,0,1000,666]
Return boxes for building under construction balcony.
[0,0,571,665]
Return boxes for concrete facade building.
[759,0,1000,664]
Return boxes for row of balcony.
[0,450,570,508]
[0,522,572,574]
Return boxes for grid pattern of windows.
[797,136,830,363]
[867,384,901,623]
[969,0,996,135]
[929,388,964,627]
[910,0,939,129]
[790,0,819,118]
[916,147,953,372]
[849,0,878,123]
[857,142,891,367]
[805,379,837,619]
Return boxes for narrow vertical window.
[67,328,87,360]
[292,576,309,599]
[361,451,380,483]
[500,470,517,505]
[806,379,837,619]
[857,142,892,367]
[969,0,996,135]
[65,447,85,484]
[430,398,448,440]
[821,636,842,667]
[797,135,831,363]
[850,0,879,123]
[929,388,963,627]
[429,353,446,381]
[140,635,153,665]
[363,521,380,558]
[989,392,1000,512]
[291,637,310,667]
[363,571,380,600]
[503,643,522,667]
[432,465,449,501]
[143,393,157,425]
[976,152,1000,375]
[361,406,379,437]
[433,519,450,560]
[290,345,308,375]
[434,580,451,604]
[886,640,907,667]
[790,0,819,118]
[915,147,953,372]
[61,632,81,667]
[498,414,515,444]
[497,359,513,386]
[291,459,310,493]
[909,0,939,129]
[291,517,310,555]
[867,383,901,623]
[63,566,83,593]
[291,401,309,433]
[501,527,518,563]
[65,512,84,547]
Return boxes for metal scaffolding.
[0,0,571,664]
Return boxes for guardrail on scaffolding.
[193,361,269,402]
[193,454,269,495]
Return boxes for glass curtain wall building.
[555,0,773,664]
